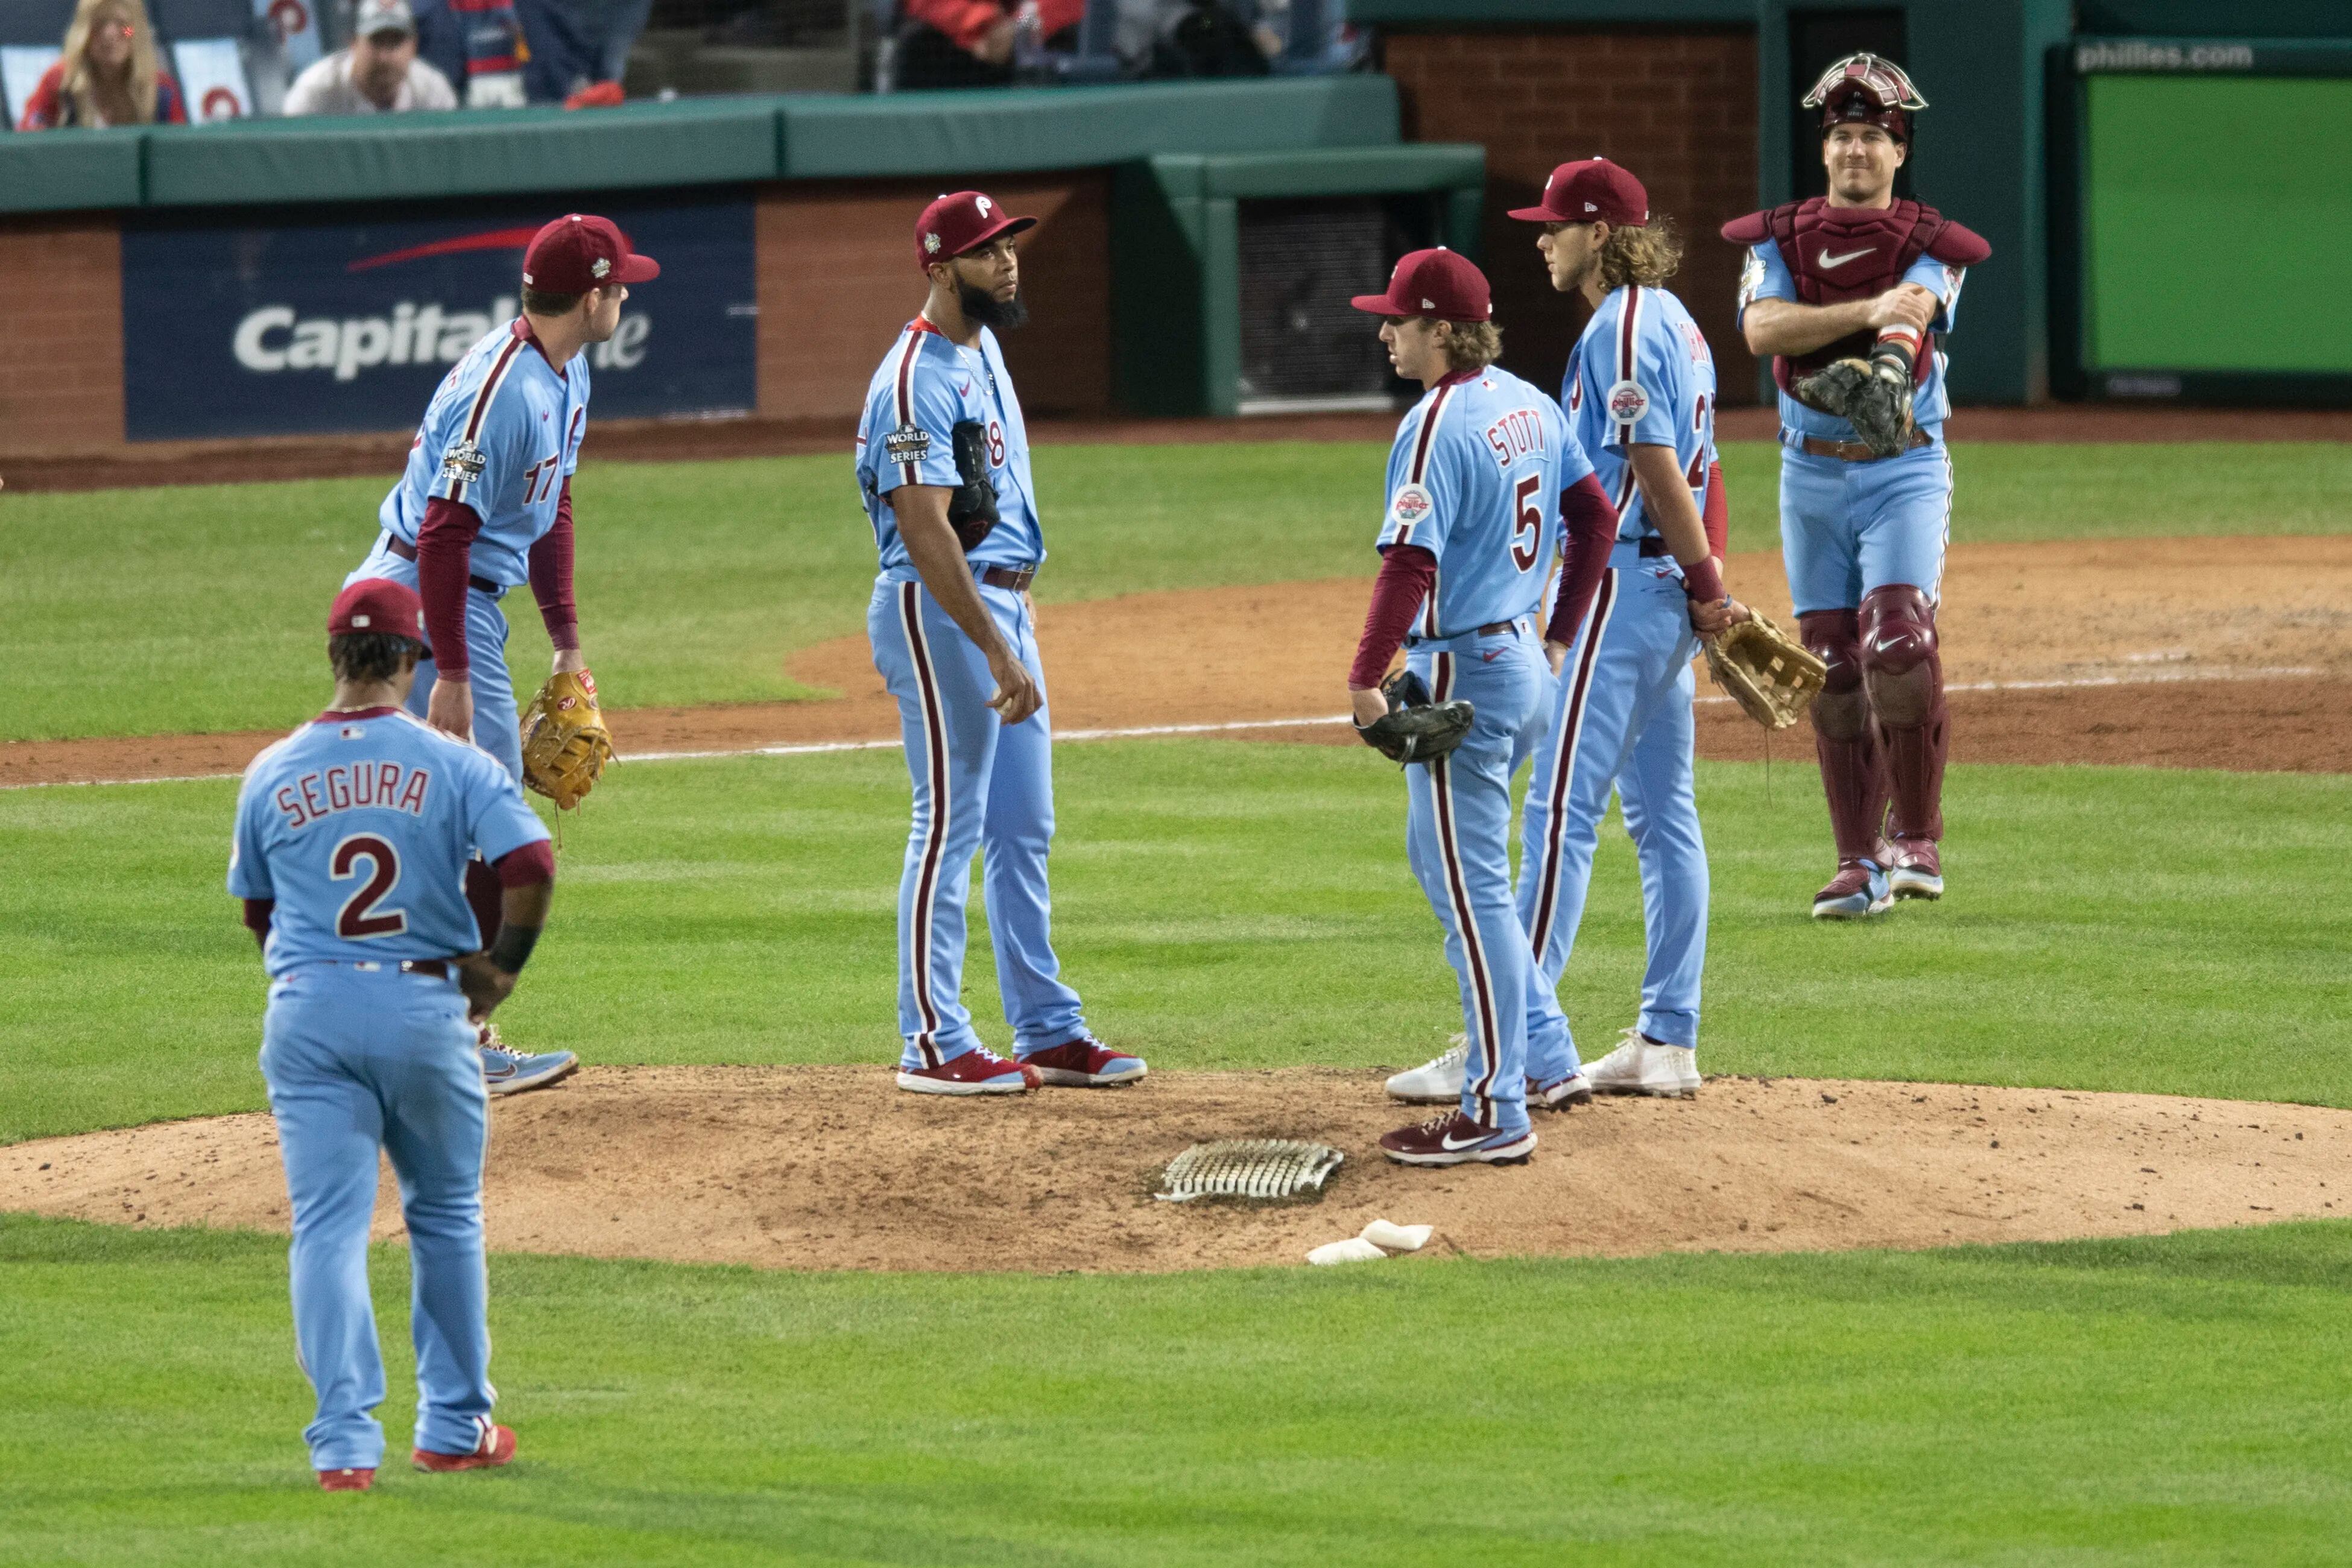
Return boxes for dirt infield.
[9,534,2350,788]
[5,1067,2347,1274]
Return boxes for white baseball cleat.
[1579,1028,1700,1099]
[1385,1035,1467,1102]
[478,1023,578,1098]
[1529,1069,1593,1110]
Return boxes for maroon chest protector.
[1721,198,1991,394]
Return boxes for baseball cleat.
[1581,1028,1701,1099]
[317,1466,375,1492]
[1021,1036,1146,1087]
[1888,838,1943,900]
[413,1419,516,1473]
[1385,1035,1467,1102]
[896,1045,1040,1095]
[1812,857,1894,920]
[1529,1069,1593,1109]
[1379,1110,1536,1166]
[478,1025,578,1097]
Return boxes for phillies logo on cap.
[976,195,992,217]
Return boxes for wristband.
[1679,555,1725,603]
[486,922,541,976]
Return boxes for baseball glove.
[1791,356,1914,457]
[1356,669,1475,767]
[520,669,613,810]
[947,420,999,552]
[1703,613,1828,731]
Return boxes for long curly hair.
[1597,217,1684,291]
[60,0,163,128]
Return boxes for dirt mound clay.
[8,536,2349,789]
[6,1067,2348,1274]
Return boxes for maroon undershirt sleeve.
[1543,473,1620,649]
[417,498,484,677]
[1347,545,1438,691]
[528,481,580,653]
[1702,460,1730,563]
[494,841,556,888]
[241,897,274,940]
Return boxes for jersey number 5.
[1511,473,1543,573]
[331,834,408,939]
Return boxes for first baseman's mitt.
[520,669,613,810]
[1356,669,1475,767]
[947,420,999,552]
[1703,613,1827,731]
[1791,357,1914,457]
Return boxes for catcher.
[1723,52,1990,917]
[341,212,643,1094]
[1346,248,1593,1167]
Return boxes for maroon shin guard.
[1799,610,1889,861]
[464,858,504,947]
[1857,585,1946,842]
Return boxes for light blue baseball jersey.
[856,318,1043,575]
[230,707,549,976]
[1737,242,1964,440]
[1563,284,1718,543]
[1379,367,1593,639]
[378,320,592,587]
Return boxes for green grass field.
[4,438,2349,1561]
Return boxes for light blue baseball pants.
[867,574,1087,1069]
[1778,432,1953,613]
[348,539,524,783]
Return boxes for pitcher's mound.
[5,1067,2347,1273]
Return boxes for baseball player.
[1507,158,1743,1100]
[346,212,652,1092]
[1347,248,1610,1165]
[231,578,555,1491]
[856,190,1143,1095]
[1724,53,1990,918]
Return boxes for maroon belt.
[981,565,1037,592]
[384,535,503,596]
[1800,429,1933,462]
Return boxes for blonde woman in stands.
[17,0,187,130]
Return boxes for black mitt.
[947,420,999,552]
[1791,357,1914,458]
[1356,669,1475,767]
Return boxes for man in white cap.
[283,0,458,115]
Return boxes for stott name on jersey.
[1482,407,1550,466]
[270,757,434,831]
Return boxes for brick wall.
[756,174,1113,423]
[0,220,124,455]
[1384,27,1762,405]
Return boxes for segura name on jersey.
[272,762,433,831]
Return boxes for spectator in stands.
[282,0,457,115]
[15,0,186,130]
[412,0,530,107]
[894,0,1083,90]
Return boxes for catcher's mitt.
[1791,356,1914,457]
[1356,669,1475,767]
[947,420,999,552]
[520,669,613,810]
[1703,613,1827,731]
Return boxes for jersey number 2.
[1511,473,1543,572]
[332,835,408,939]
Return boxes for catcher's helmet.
[1805,51,1927,144]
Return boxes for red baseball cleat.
[1888,837,1943,900]
[1021,1037,1146,1087]
[895,1046,1040,1095]
[413,1420,517,1473]
[1379,1110,1536,1166]
[317,1466,375,1491]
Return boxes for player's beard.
[960,279,1028,332]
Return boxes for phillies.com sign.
[123,199,756,441]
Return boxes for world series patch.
[883,423,932,463]
[440,440,487,482]
[1605,379,1651,425]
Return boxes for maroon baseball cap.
[915,190,1037,270]
[1507,159,1651,227]
[329,578,429,652]
[1348,248,1492,321]
[522,213,660,294]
